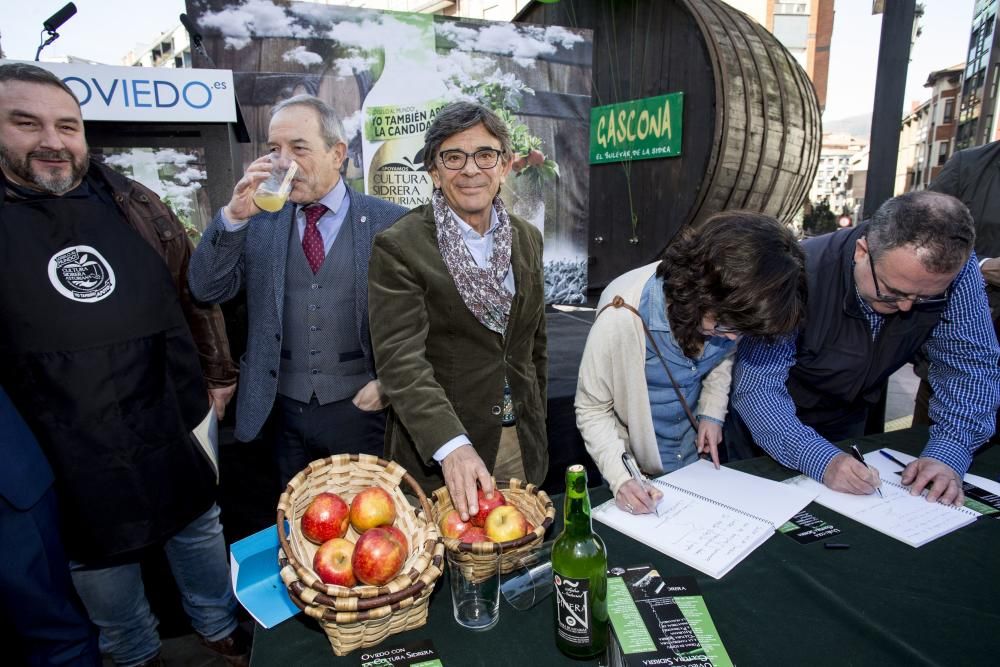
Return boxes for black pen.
[879,449,909,469]
[850,444,883,498]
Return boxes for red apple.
[527,149,545,166]
[352,527,406,586]
[458,526,489,543]
[439,509,470,539]
[301,492,350,545]
[313,538,356,587]
[484,505,528,543]
[384,524,409,554]
[470,488,506,527]
[350,486,396,533]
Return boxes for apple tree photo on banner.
[186,0,594,304]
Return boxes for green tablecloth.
[250,427,1000,666]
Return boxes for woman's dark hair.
[656,211,807,358]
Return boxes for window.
[773,15,808,49]
[774,3,809,14]
[944,98,955,123]
[938,142,950,166]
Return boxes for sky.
[823,0,973,122]
[1,0,187,65]
[0,0,978,122]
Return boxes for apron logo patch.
[48,245,116,302]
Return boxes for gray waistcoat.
[278,214,369,404]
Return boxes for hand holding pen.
[616,452,664,516]
[850,444,883,498]
[823,445,883,496]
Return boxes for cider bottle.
[552,464,608,658]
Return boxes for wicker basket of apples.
[276,453,444,657]
[431,477,555,582]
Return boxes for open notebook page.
[659,459,817,526]
[785,470,977,547]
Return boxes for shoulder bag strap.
[597,295,700,432]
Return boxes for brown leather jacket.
[2,162,238,388]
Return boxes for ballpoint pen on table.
[621,452,662,517]
[850,444,883,498]
[879,449,909,469]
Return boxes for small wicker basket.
[431,478,556,581]
[276,453,444,657]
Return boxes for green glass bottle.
[552,464,609,659]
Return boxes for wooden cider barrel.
[516,0,821,289]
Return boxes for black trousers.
[0,487,100,667]
[274,394,386,488]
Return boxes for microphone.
[43,3,77,33]
[179,13,203,49]
[36,2,77,60]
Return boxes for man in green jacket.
[369,102,548,520]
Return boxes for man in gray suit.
[189,95,405,486]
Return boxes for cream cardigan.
[574,263,734,496]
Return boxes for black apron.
[0,194,216,563]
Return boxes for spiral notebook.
[593,460,817,579]
[785,450,979,548]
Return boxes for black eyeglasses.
[438,148,503,171]
[865,241,950,305]
[709,324,741,335]
[702,322,742,337]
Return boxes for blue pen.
[879,449,909,469]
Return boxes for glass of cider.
[253,155,298,212]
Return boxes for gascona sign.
[589,92,683,164]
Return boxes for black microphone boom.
[43,2,77,33]
[36,2,77,60]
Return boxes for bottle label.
[554,573,591,645]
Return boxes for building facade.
[922,64,963,185]
[896,99,931,195]
[956,0,999,149]
[808,133,866,214]
[123,24,191,68]
[894,64,962,195]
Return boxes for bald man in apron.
[0,63,246,666]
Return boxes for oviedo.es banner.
[5,60,237,123]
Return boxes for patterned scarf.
[432,188,513,336]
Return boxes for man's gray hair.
[0,62,80,108]
[271,94,345,149]
[867,191,975,273]
[422,101,512,170]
